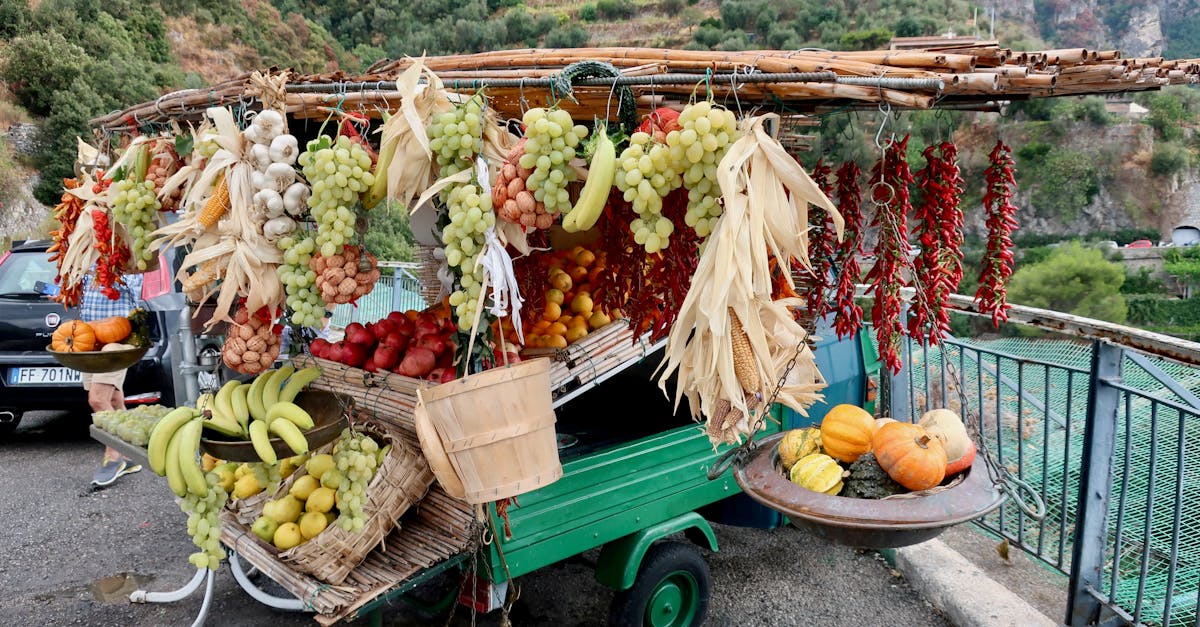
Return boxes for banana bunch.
[561,123,616,233]
[147,406,211,498]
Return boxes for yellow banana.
[266,401,315,430]
[164,425,188,497]
[215,380,241,423]
[194,393,214,413]
[563,125,616,232]
[247,370,273,422]
[177,419,209,497]
[231,384,251,432]
[269,418,309,455]
[262,365,295,410]
[278,366,321,404]
[248,420,278,465]
[148,407,199,476]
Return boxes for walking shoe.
[93,458,142,486]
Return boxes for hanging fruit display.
[222,305,282,374]
[309,245,380,305]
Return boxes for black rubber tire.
[608,541,711,627]
[0,412,23,437]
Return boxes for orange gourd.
[51,320,97,352]
[873,421,948,491]
[90,316,132,344]
[820,404,877,463]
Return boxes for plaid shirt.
[80,273,143,322]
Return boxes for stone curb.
[887,539,1061,627]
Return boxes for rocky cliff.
[996,1,1199,57]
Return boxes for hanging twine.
[243,70,291,113]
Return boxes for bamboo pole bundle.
[1040,48,1090,66]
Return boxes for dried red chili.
[976,140,1019,327]
[831,161,865,339]
[803,160,837,317]
[908,141,964,344]
[91,209,131,300]
[49,179,86,307]
[865,136,913,374]
[628,189,699,342]
[595,189,643,317]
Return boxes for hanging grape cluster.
[276,234,325,327]
[298,135,374,258]
[332,429,382,532]
[519,107,588,217]
[182,472,228,571]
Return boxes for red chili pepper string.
[91,209,130,300]
[865,136,913,374]
[803,160,837,317]
[629,189,699,343]
[908,141,964,345]
[513,229,550,317]
[595,190,644,319]
[832,161,865,339]
[976,140,1019,327]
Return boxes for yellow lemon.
[299,511,328,539]
[289,475,320,501]
[305,454,335,480]
[273,522,303,550]
[306,487,336,514]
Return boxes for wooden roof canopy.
[91,42,1200,133]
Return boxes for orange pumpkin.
[90,316,132,344]
[51,320,97,353]
[820,404,877,463]
[945,439,977,476]
[873,421,948,491]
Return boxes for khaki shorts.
[80,343,132,391]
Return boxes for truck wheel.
[608,541,710,627]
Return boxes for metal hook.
[518,77,530,115]
[731,70,744,119]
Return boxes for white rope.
[477,225,524,344]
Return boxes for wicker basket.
[273,419,435,585]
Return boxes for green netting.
[896,336,1200,626]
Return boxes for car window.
[0,251,55,294]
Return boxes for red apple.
[392,316,414,337]
[341,342,369,368]
[436,349,454,369]
[416,334,446,356]
[310,338,330,359]
[427,367,457,384]
[397,347,437,378]
[413,317,440,338]
[327,342,345,363]
[387,311,408,326]
[371,318,396,341]
[363,359,379,373]
[344,322,374,347]
[381,331,410,353]
[372,345,400,370]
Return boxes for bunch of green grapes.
[182,472,228,571]
[518,108,587,216]
[276,234,325,327]
[428,95,485,179]
[615,132,681,254]
[248,462,282,494]
[94,404,173,446]
[298,135,375,258]
[666,101,739,238]
[442,182,495,331]
[110,178,160,269]
[332,429,381,533]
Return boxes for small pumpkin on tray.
[51,320,97,352]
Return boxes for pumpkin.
[945,439,977,476]
[873,422,947,491]
[777,427,822,470]
[789,453,845,495]
[90,315,132,344]
[875,417,896,429]
[820,404,877,463]
[918,409,970,462]
[51,320,97,352]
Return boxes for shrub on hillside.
[1,32,91,115]
[1008,241,1128,325]
[1150,141,1190,177]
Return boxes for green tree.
[1,32,92,115]
[1008,241,1128,324]
[1163,246,1200,298]
[363,204,416,262]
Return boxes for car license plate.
[7,367,83,386]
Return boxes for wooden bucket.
[417,357,562,504]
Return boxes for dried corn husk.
[657,113,838,446]
[148,107,284,330]
[377,60,453,209]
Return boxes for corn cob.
[198,175,230,227]
[730,308,761,394]
[182,258,222,293]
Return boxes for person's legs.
[90,373,140,486]
[88,382,122,465]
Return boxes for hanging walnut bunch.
[493,138,554,230]
[309,245,380,305]
[222,306,281,374]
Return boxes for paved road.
[1,410,951,626]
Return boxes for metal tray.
[733,431,1005,548]
[46,345,149,373]
[200,390,352,462]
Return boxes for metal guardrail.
[894,331,1200,627]
[329,265,427,328]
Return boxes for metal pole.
[177,306,200,404]
[1066,340,1122,626]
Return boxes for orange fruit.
[588,311,612,329]
[543,301,562,320]
[575,249,596,267]
[565,326,588,343]
[547,334,568,349]
[547,322,568,336]
[569,266,588,283]
[550,272,572,292]
[533,319,551,332]
[545,288,565,305]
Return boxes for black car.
[0,239,189,435]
